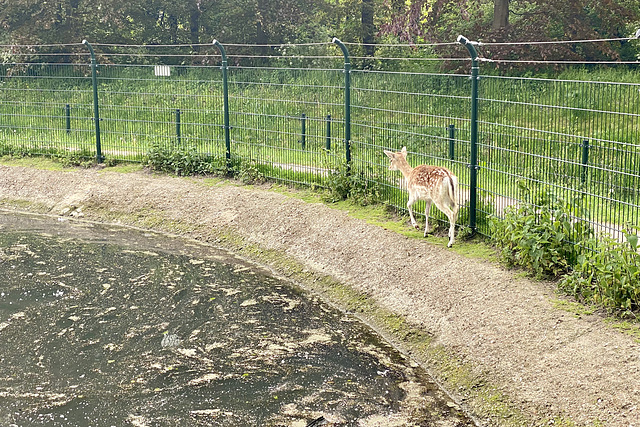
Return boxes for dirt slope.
[1,164,639,426]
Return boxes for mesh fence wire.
[1,42,638,245]
[477,75,640,242]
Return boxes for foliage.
[0,0,362,59]
[230,158,268,185]
[58,148,96,168]
[457,196,495,238]
[145,143,227,176]
[145,142,271,184]
[143,142,383,203]
[379,0,640,66]
[0,142,23,157]
[491,180,640,316]
[560,231,640,316]
[324,162,383,206]
[2,0,638,67]
[0,143,96,168]
[490,186,593,279]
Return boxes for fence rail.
[1,38,639,246]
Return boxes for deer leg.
[423,200,433,236]
[450,205,459,246]
[435,201,457,247]
[407,196,419,230]
[448,200,459,247]
[447,216,456,247]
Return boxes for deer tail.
[445,171,458,209]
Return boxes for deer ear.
[401,146,407,156]
[383,150,394,159]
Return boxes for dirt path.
[1,163,639,426]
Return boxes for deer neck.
[395,157,414,179]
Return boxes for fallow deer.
[384,146,459,247]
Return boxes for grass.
[101,162,145,173]
[267,180,499,259]
[605,318,640,342]
[0,155,75,171]
[551,299,597,318]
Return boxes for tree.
[362,0,376,57]
[492,0,508,29]
[379,0,640,63]
[0,0,389,55]
[0,0,153,45]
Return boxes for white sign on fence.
[154,65,171,77]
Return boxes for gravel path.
[1,164,639,426]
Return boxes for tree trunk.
[168,14,178,43]
[492,0,509,29]
[361,0,375,62]
[189,5,201,52]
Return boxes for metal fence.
[1,38,639,245]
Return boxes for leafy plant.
[144,143,271,184]
[324,162,382,206]
[231,158,267,184]
[456,196,495,237]
[560,233,640,316]
[145,143,226,176]
[58,148,95,168]
[491,182,640,316]
[490,189,593,279]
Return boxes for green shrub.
[491,182,640,317]
[58,148,95,168]
[145,143,226,176]
[560,232,640,316]
[490,190,593,279]
[231,158,267,184]
[144,143,271,184]
[324,162,382,206]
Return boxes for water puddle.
[0,211,474,426]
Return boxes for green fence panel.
[226,65,344,187]
[0,61,94,158]
[476,75,640,243]
[1,40,638,247]
[83,40,103,163]
[349,69,472,226]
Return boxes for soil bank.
[1,163,639,426]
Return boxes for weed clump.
[324,161,382,206]
[145,143,227,176]
[561,232,640,316]
[490,189,591,279]
[490,181,640,317]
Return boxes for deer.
[384,146,459,247]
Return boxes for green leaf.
[624,232,638,251]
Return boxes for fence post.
[448,124,455,160]
[82,40,103,163]
[300,113,306,150]
[581,139,590,184]
[213,40,231,169]
[332,38,351,170]
[176,109,181,144]
[457,35,480,232]
[325,114,331,150]
[65,104,71,134]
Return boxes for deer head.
[383,146,410,172]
